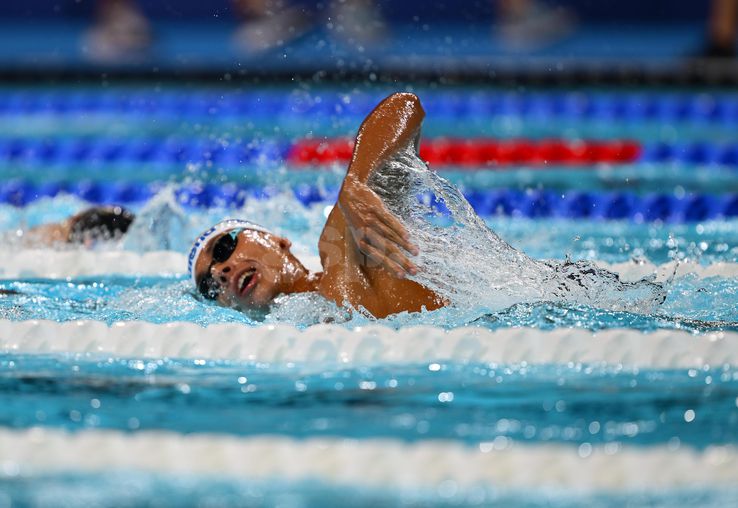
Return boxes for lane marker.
[288,138,642,166]
[1,428,736,492]
[1,320,736,367]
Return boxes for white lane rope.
[0,249,736,280]
[1,320,736,368]
[1,428,736,492]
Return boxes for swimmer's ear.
[277,236,292,251]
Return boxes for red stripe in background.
[287,138,641,167]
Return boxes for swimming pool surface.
[1,84,737,506]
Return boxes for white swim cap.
[188,219,272,287]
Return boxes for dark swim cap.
[68,206,135,243]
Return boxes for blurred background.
[1,1,738,232]
[0,1,731,82]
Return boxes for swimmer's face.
[193,229,299,310]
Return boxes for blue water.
[1,273,736,331]
[1,355,737,448]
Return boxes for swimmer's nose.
[213,265,231,285]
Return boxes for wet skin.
[194,93,445,318]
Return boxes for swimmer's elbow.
[387,91,420,105]
[367,92,424,144]
[383,92,424,118]
[346,92,425,183]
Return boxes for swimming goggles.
[197,228,243,300]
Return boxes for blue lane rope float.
[1,90,738,125]
[1,179,736,222]
[0,138,292,168]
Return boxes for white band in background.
[1,428,736,492]
[1,320,736,368]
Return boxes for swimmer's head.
[189,219,307,310]
[68,206,135,244]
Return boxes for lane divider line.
[288,138,642,166]
[1,320,736,367]
[1,428,737,492]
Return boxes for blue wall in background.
[2,0,710,23]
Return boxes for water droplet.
[438,391,454,403]
[578,443,592,458]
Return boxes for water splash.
[368,147,666,314]
[122,186,189,252]
[266,292,350,326]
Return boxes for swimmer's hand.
[338,176,420,278]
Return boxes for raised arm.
[342,92,424,184]
[335,92,424,278]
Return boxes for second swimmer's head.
[68,206,135,243]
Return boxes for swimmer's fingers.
[338,178,418,257]
[358,239,409,279]
[371,205,419,256]
[363,228,418,277]
[374,211,418,256]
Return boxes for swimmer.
[191,92,666,318]
[191,93,444,318]
[20,205,135,247]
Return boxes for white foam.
[0,249,734,280]
[1,427,736,492]
[597,260,738,282]
[1,320,736,368]
[0,249,187,278]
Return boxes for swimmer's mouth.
[237,268,258,296]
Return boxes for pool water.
[2,354,737,448]
[1,85,737,506]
